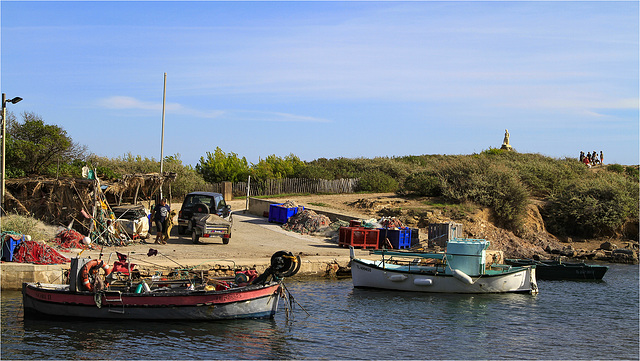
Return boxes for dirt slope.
[264,193,625,259]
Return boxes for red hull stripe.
[25,283,281,307]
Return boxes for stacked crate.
[428,222,463,248]
[378,227,411,249]
[338,227,380,249]
[1,234,24,262]
[268,204,304,224]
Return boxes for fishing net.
[379,217,404,229]
[51,229,89,249]
[280,200,298,208]
[12,240,69,265]
[283,209,331,234]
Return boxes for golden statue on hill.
[501,129,513,150]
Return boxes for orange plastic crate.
[338,227,379,249]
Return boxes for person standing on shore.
[151,198,170,245]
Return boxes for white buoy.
[452,269,474,285]
[82,237,92,245]
[387,274,408,282]
[414,278,433,286]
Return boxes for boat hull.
[351,259,537,294]
[505,259,608,280]
[22,282,282,320]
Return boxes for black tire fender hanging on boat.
[251,251,301,285]
[270,251,301,277]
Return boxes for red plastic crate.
[338,227,379,249]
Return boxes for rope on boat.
[282,283,310,317]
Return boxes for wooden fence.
[202,178,359,197]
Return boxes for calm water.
[2,263,638,360]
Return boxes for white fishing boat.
[350,239,538,294]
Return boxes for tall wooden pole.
[160,73,167,200]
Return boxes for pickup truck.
[177,191,232,244]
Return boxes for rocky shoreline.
[544,240,638,264]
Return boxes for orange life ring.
[80,259,113,291]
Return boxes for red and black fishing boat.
[22,250,301,320]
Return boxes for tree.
[5,111,86,177]
[249,153,309,181]
[196,147,250,183]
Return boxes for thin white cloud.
[96,96,329,123]
[98,96,164,111]
[234,110,331,123]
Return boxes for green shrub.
[607,164,625,173]
[437,158,529,231]
[295,164,334,179]
[0,214,53,240]
[625,166,639,180]
[401,171,442,197]
[510,156,586,197]
[481,147,507,156]
[356,171,399,192]
[543,172,639,238]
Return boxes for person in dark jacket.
[150,198,170,244]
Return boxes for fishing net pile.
[361,217,405,229]
[51,229,90,249]
[12,239,69,265]
[283,209,331,234]
[279,200,298,208]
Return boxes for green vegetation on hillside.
[5,111,637,240]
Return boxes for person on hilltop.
[583,154,591,168]
[150,198,170,245]
[579,151,585,162]
[600,151,604,165]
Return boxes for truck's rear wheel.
[222,236,230,245]
[192,231,200,244]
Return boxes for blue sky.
[1,1,638,167]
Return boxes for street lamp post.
[1,93,23,217]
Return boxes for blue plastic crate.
[1,235,24,262]
[378,228,411,249]
[268,204,304,224]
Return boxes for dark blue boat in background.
[505,258,608,280]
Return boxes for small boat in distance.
[350,239,538,294]
[22,250,301,320]
[505,258,608,280]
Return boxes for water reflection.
[3,265,638,360]
[21,317,290,360]
[0,288,291,360]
